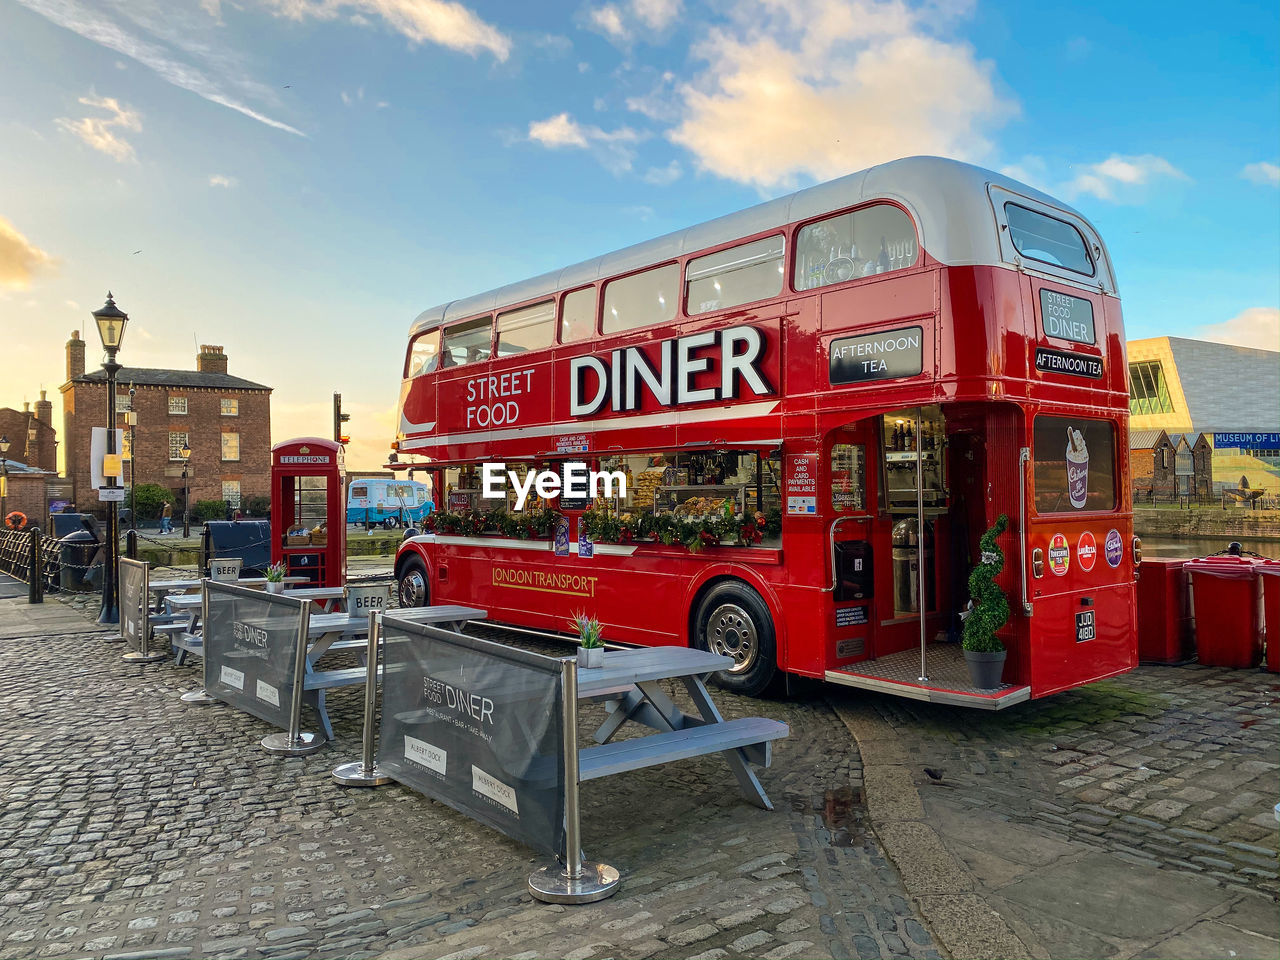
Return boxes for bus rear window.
[1006,204,1094,276]
[442,316,492,368]
[1033,415,1115,513]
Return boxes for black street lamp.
[0,435,10,521]
[181,442,192,538]
[92,292,128,625]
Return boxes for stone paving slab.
[0,596,111,639]
[0,625,937,960]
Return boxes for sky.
[1,0,1277,472]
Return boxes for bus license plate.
[1075,610,1096,643]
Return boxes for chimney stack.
[35,390,52,427]
[197,344,228,375]
[66,330,85,382]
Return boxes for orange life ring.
[4,511,27,530]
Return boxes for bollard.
[28,526,43,604]
[262,601,325,755]
[126,529,138,560]
[527,658,620,904]
[332,609,392,786]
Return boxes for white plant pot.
[265,581,284,594]
[577,646,604,669]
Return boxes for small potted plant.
[962,514,1010,690]
[265,561,287,594]
[569,611,605,669]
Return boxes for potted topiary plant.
[569,611,605,668]
[962,514,1010,690]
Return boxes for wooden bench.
[578,716,788,781]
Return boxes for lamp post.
[181,442,192,538]
[0,435,10,521]
[127,385,137,531]
[92,292,128,625]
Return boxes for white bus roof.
[408,156,1116,336]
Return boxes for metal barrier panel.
[378,615,566,858]
[119,558,148,652]
[203,581,305,730]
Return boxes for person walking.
[160,501,173,534]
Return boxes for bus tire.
[398,558,429,608]
[693,581,777,697]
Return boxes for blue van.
[347,477,434,528]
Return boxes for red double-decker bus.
[389,156,1137,708]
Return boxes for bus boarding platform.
[826,643,1031,709]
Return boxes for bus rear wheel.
[694,582,777,697]
[398,558,429,608]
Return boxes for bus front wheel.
[694,582,777,697]
[398,558,429,608]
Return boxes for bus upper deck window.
[442,316,492,368]
[1005,204,1095,276]
[561,287,597,343]
[406,329,441,378]
[602,263,680,334]
[794,204,918,292]
[686,235,784,315]
[497,300,555,356]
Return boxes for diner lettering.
[569,325,772,417]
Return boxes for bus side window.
[442,316,492,368]
[794,203,918,291]
[406,330,441,378]
[561,287,597,343]
[497,300,555,356]
[602,263,680,334]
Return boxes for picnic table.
[575,647,789,810]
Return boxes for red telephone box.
[271,437,346,587]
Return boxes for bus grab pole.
[528,659,619,905]
[263,600,325,755]
[333,609,392,786]
[917,409,928,683]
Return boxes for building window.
[221,432,240,461]
[115,394,131,413]
[121,433,132,461]
[221,398,238,416]
[169,396,188,415]
[222,480,241,508]
[168,432,189,461]
[1129,361,1174,416]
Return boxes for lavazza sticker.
[1048,533,1070,576]
[1077,531,1097,572]
[1104,529,1124,568]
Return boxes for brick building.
[0,391,57,473]
[60,332,272,512]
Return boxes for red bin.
[1136,558,1193,664]
[1184,556,1263,669]
[1259,560,1280,673]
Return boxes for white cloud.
[528,112,644,174]
[0,216,55,290]
[55,94,142,162]
[589,4,627,38]
[1065,154,1188,202]
[1241,161,1280,186]
[15,0,305,137]
[632,0,681,29]
[665,0,1017,190]
[1198,307,1279,352]
[264,0,511,61]
[625,70,678,120]
[998,155,1052,194]
[642,159,682,184]
[208,173,238,187]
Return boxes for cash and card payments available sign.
[785,453,818,516]
[377,617,566,857]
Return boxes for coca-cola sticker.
[1048,533,1070,576]
[1077,531,1097,573]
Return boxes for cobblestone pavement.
[0,626,937,960]
[851,664,1279,898]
